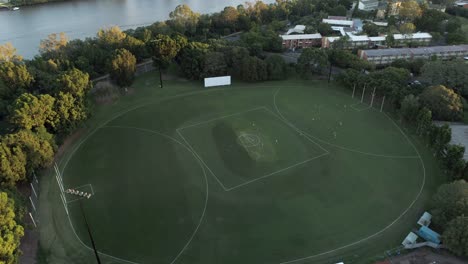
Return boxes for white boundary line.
[178,106,266,130]
[55,88,220,264]
[226,152,329,191]
[273,89,419,159]
[177,106,329,192]
[177,129,229,191]
[51,84,427,264]
[100,125,209,264]
[274,88,427,264]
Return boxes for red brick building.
[281,34,323,49]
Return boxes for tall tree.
[442,216,468,257]
[363,23,380,37]
[399,0,422,22]
[414,9,447,32]
[420,60,468,95]
[97,26,127,48]
[265,55,287,80]
[0,62,34,95]
[399,23,416,35]
[0,192,24,263]
[0,143,27,186]
[431,180,468,229]
[109,49,137,88]
[9,93,56,130]
[443,144,466,180]
[3,129,55,174]
[56,68,91,98]
[400,94,420,123]
[39,32,68,54]
[169,4,200,35]
[176,42,209,80]
[54,92,88,136]
[202,52,227,78]
[416,107,432,136]
[0,43,22,62]
[240,56,268,82]
[149,34,181,88]
[317,22,333,36]
[298,48,329,75]
[420,85,463,121]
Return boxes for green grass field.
[38,73,442,264]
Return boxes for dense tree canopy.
[298,48,329,75]
[443,144,466,181]
[0,143,27,186]
[443,216,468,257]
[265,55,287,80]
[0,62,34,95]
[109,49,137,87]
[363,23,380,37]
[56,68,91,98]
[176,42,209,80]
[419,85,463,121]
[3,129,55,175]
[240,56,268,81]
[168,4,200,35]
[0,43,22,63]
[420,60,468,96]
[0,192,24,264]
[431,180,468,229]
[202,52,227,78]
[39,32,68,54]
[9,93,56,130]
[400,94,420,123]
[399,0,422,22]
[97,26,127,48]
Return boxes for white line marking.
[55,87,217,264]
[226,152,329,191]
[178,106,266,130]
[275,88,426,264]
[177,107,328,191]
[261,107,329,154]
[273,89,419,159]
[100,125,209,264]
[176,129,229,191]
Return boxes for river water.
[0,0,274,59]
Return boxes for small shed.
[402,232,418,246]
[417,211,432,226]
[417,226,441,244]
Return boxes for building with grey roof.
[358,45,468,65]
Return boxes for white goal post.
[204,76,231,87]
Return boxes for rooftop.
[322,19,354,26]
[393,32,432,40]
[361,45,468,57]
[285,25,306,35]
[280,33,322,40]
[371,21,388,27]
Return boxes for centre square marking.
[176,106,328,191]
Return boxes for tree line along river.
[0,0,274,59]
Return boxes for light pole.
[65,189,101,264]
[80,201,101,264]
